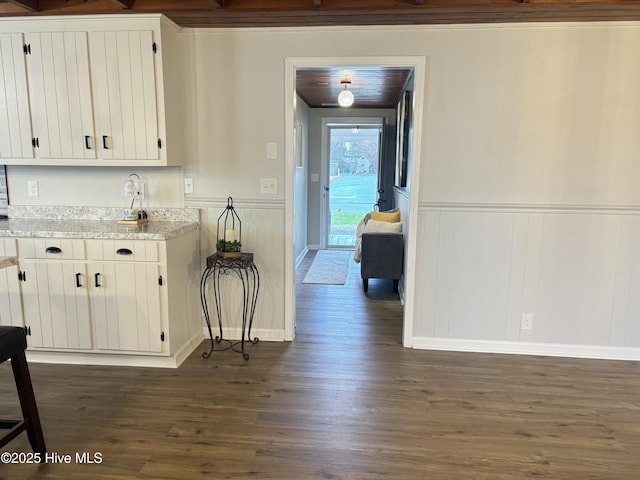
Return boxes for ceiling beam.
[208,0,223,8]
[108,0,135,8]
[5,0,39,12]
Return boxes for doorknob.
[324,186,330,191]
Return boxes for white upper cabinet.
[0,15,181,167]
[89,30,159,161]
[0,33,33,159]
[25,31,96,160]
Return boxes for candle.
[225,229,235,242]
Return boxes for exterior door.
[323,119,383,248]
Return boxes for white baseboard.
[307,244,320,251]
[173,331,206,366]
[25,331,206,368]
[27,350,179,368]
[202,326,285,342]
[412,337,640,361]
[295,247,309,269]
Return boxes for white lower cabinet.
[88,245,164,353]
[20,260,92,349]
[17,239,92,350]
[11,229,201,367]
[0,238,23,327]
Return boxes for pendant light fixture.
[338,79,354,107]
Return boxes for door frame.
[320,117,384,249]
[284,56,427,346]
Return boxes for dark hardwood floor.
[1,250,639,479]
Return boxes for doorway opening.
[323,121,382,248]
[284,56,426,345]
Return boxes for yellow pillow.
[371,210,400,223]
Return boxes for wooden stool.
[0,326,46,454]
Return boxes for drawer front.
[18,238,86,260]
[86,240,159,262]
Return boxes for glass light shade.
[338,86,354,107]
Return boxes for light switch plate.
[266,142,277,160]
[184,178,194,194]
[310,173,319,182]
[260,177,278,194]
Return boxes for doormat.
[302,250,351,285]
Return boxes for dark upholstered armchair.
[360,232,404,292]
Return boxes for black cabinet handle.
[85,135,92,149]
[116,248,133,256]
[45,246,62,254]
[94,273,101,287]
[102,135,109,150]
[76,273,82,288]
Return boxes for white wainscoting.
[413,203,640,361]
[186,196,287,342]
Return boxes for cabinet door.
[0,33,33,159]
[89,30,159,161]
[0,239,23,327]
[89,261,163,353]
[20,260,92,349]
[25,32,96,160]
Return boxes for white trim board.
[284,55,427,347]
[295,247,309,269]
[413,337,640,362]
[419,202,640,215]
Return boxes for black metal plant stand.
[200,252,260,360]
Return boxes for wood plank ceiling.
[2,0,640,27]
[296,67,413,109]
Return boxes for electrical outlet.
[184,178,194,194]
[27,180,39,197]
[521,312,533,330]
[260,177,278,195]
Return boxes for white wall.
[294,97,309,265]
[177,23,640,357]
[420,24,640,206]
[7,20,640,357]
[6,165,183,208]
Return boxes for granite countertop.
[0,256,17,269]
[0,218,199,241]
